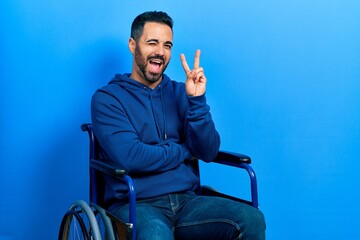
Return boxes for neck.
[130,72,162,89]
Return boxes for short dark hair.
[131,11,173,42]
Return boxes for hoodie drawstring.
[159,85,167,140]
[146,85,167,141]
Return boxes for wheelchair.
[58,123,260,240]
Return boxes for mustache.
[147,55,165,63]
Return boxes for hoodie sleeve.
[91,90,192,175]
[185,94,221,162]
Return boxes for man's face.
[130,22,173,86]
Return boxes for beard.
[134,45,170,84]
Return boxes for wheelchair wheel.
[91,203,117,240]
[59,209,89,240]
[59,200,101,240]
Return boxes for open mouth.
[148,57,164,74]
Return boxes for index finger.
[194,49,201,69]
[180,53,191,74]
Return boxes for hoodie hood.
[109,73,170,90]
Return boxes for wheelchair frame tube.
[238,163,259,208]
[214,159,259,208]
[123,175,137,240]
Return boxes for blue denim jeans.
[109,191,266,240]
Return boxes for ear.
[128,38,136,54]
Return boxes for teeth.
[150,60,162,64]
[149,58,163,64]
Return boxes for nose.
[155,44,165,55]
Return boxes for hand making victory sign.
[180,50,207,96]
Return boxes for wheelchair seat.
[58,123,259,240]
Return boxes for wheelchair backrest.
[81,123,106,206]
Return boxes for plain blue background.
[1,0,359,239]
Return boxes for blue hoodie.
[91,73,220,205]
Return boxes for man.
[91,11,266,240]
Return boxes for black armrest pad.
[213,151,251,164]
[90,159,127,177]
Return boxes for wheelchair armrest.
[213,151,251,165]
[90,159,127,177]
[210,151,259,208]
